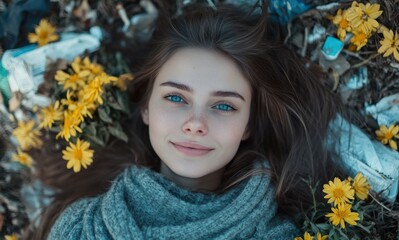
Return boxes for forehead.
[154,48,251,94]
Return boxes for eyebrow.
[160,81,246,102]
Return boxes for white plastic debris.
[1,32,100,108]
[345,66,368,90]
[89,26,103,41]
[117,3,131,32]
[365,92,399,127]
[308,24,326,44]
[129,0,158,41]
[2,32,100,90]
[328,115,399,201]
[315,2,340,11]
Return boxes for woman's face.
[142,48,251,180]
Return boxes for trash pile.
[0,0,398,239]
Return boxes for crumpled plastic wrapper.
[328,115,399,201]
[364,93,399,127]
[1,32,100,109]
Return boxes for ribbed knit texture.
[49,165,299,239]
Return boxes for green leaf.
[97,126,110,144]
[84,133,105,147]
[80,121,87,129]
[310,221,323,235]
[316,223,331,231]
[337,228,349,239]
[108,123,128,142]
[108,101,122,111]
[115,90,130,113]
[85,123,97,136]
[98,107,113,123]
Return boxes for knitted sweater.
[49,165,299,239]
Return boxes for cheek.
[211,116,248,146]
[147,101,183,136]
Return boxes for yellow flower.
[55,62,90,90]
[352,172,371,200]
[375,124,399,150]
[62,138,94,172]
[61,90,77,109]
[69,101,93,123]
[83,77,104,105]
[5,233,18,240]
[113,73,134,91]
[38,101,64,129]
[56,112,82,141]
[316,233,328,240]
[343,176,353,185]
[323,177,355,206]
[378,30,399,62]
[333,9,351,41]
[98,72,118,85]
[294,232,313,240]
[78,89,98,112]
[377,24,390,34]
[346,2,382,34]
[350,30,369,51]
[325,203,359,229]
[12,120,43,151]
[82,57,104,78]
[12,149,33,167]
[28,19,59,46]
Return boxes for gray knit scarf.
[49,165,299,239]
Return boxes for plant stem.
[310,182,317,213]
[351,53,379,68]
[356,223,371,233]
[368,193,392,212]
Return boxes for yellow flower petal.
[353,172,371,200]
[62,139,94,173]
[389,139,398,150]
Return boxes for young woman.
[29,1,346,239]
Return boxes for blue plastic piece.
[321,36,344,61]
[0,62,11,103]
[268,0,310,24]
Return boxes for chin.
[169,165,210,179]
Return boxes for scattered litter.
[315,2,340,11]
[365,93,399,127]
[321,36,344,60]
[328,115,399,201]
[128,0,159,42]
[308,23,326,44]
[319,54,350,76]
[268,0,310,24]
[345,66,368,90]
[1,33,100,110]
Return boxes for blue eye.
[166,95,185,103]
[214,103,235,112]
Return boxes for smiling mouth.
[171,142,214,157]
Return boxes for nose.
[182,112,208,136]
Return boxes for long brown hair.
[26,1,347,239]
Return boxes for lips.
[171,141,214,157]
